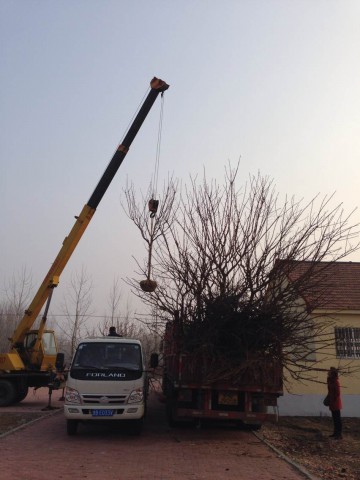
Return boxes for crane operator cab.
[1,330,60,373]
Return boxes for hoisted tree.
[123,164,360,384]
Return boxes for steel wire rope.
[90,86,151,187]
[152,93,165,198]
[147,94,165,281]
[121,87,150,144]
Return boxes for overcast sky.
[1,0,360,325]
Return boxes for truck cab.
[64,337,148,435]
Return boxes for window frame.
[335,327,360,359]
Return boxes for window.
[24,333,37,349]
[73,342,142,370]
[335,327,360,359]
[41,332,57,355]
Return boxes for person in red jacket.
[327,367,342,439]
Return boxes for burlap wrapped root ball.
[140,279,157,292]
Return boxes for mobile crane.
[0,77,169,407]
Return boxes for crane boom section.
[11,204,94,345]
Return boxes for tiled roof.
[279,260,360,311]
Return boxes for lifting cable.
[140,93,166,293]
[148,92,164,218]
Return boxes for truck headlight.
[65,386,81,404]
[128,387,144,404]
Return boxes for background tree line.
[0,266,159,365]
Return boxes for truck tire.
[247,423,262,431]
[14,385,29,404]
[166,392,180,427]
[0,380,17,407]
[66,419,78,436]
[235,420,262,431]
[130,418,144,435]
[162,375,168,396]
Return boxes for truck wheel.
[14,386,29,403]
[162,375,168,395]
[166,394,180,427]
[235,420,261,431]
[67,420,78,436]
[130,418,144,435]
[0,380,16,407]
[247,423,262,431]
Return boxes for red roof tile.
[279,261,360,311]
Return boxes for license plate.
[218,392,238,406]
[91,409,114,417]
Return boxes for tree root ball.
[140,279,158,292]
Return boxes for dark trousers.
[332,410,342,435]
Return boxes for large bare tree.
[123,165,360,383]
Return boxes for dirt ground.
[0,412,45,435]
[1,403,359,479]
[259,416,360,480]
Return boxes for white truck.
[64,337,148,435]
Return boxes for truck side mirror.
[150,352,159,369]
[55,352,65,371]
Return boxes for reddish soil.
[1,388,359,479]
[259,416,360,480]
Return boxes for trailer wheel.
[66,419,78,436]
[0,380,16,407]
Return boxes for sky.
[1,0,360,327]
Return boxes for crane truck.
[0,77,169,407]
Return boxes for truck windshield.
[72,343,142,371]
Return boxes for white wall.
[277,393,359,417]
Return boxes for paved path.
[0,388,309,480]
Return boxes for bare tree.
[94,276,132,337]
[0,267,33,351]
[89,277,160,364]
[107,276,123,325]
[55,266,94,361]
[123,178,178,288]
[123,165,360,384]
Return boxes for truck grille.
[81,394,127,404]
